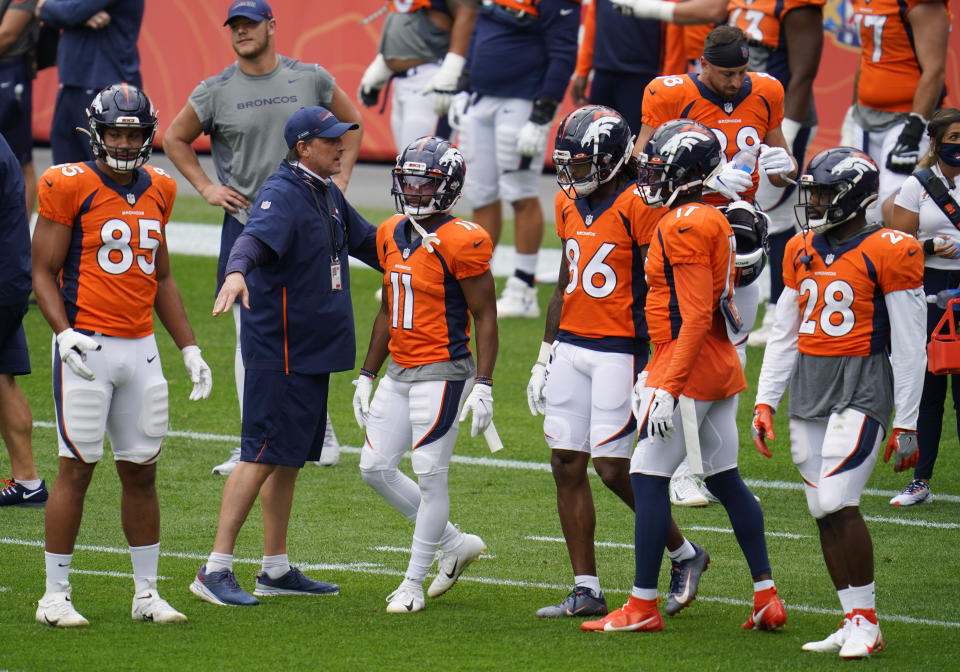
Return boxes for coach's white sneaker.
[212,447,241,475]
[838,610,884,659]
[427,533,486,598]
[802,617,851,653]
[132,588,187,623]
[496,277,539,319]
[386,581,425,614]
[313,413,340,467]
[36,582,89,628]
[746,304,776,347]
[670,472,709,507]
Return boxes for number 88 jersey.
[783,227,923,357]
[37,161,177,338]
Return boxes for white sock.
[668,539,695,562]
[847,582,875,611]
[631,586,658,600]
[16,478,42,490]
[130,543,159,593]
[45,552,72,593]
[233,303,244,416]
[574,575,601,595]
[837,586,855,615]
[261,553,291,580]
[515,253,538,277]
[753,579,775,592]
[206,552,233,573]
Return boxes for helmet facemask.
[391,162,461,221]
[90,119,157,172]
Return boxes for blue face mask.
[939,142,960,167]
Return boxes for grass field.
[1,202,958,671]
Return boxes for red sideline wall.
[30,1,959,163]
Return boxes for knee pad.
[411,444,450,477]
[500,168,540,204]
[138,382,169,439]
[62,388,108,444]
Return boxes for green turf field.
[1,208,958,671]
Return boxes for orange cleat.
[742,586,787,631]
[581,596,663,633]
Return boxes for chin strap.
[409,217,441,253]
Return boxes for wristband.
[360,368,378,379]
[529,96,558,125]
[923,238,937,255]
[474,376,493,387]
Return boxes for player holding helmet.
[752,147,926,658]
[355,136,497,614]
[32,83,212,627]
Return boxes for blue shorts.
[51,86,97,165]
[217,212,245,296]
[240,369,330,467]
[589,69,656,137]
[0,303,30,375]
[0,61,32,165]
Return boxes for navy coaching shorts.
[0,303,30,375]
[240,369,330,467]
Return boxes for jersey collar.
[90,162,152,204]
[394,214,454,253]
[692,73,753,116]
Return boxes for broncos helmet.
[552,105,633,199]
[392,136,466,220]
[795,146,879,233]
[86,83,158,172]
[722,200,770,287]
[637,119,723,208]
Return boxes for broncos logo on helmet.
[392,136,466,220]
[637,119,723,208]
[796,147,879,233]
[553,105,633,199]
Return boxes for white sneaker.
[427,533,486,598]
[801,618,851,652]
[385,582,425,614]
[670,472,709,507]
[889,479,932,506]
[838,610,884,659]
[496,276,539,319]
[313,413,340,466]
[36,582,89,628]
[746,303,776,347]
[212,447,241,475]
[132,588,188,623]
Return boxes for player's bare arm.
[542,253,569,344]
[0,6,34,53]
[460,270,498,380]
[781,6,823,123]
[162,104,250,213]
[632,123,657,160]
[30,215,73,334]
[907,1,949,119]
[446,0,479,57]
[327,86,364,192]
[359,290,392,375]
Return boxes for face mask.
[939,142,960,167]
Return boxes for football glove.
[447,92,470,133]
[609,0,676,21]
[526,341,553,416]
[751,403,775,458]
[516,121,550,158]
[352,372,374,428]
[758,144,794,176]
[647,388,676,440]
[705,162,754,200]
[883,428,919,472]
[631,369,649,421]
[358,53,392,108]
[839,105,857,146]
[886,113,926,175]
[56,328,101,381]
[459,381,493,437]
[181,345,212,401]
[420,52,465,116]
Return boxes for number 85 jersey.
[37,162,177,338]
[783,227,923,356]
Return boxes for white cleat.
[36,582,89,628]
[212,447,241,475]
[132,589,188,623]
[670,472,709,507]
[801,618,850,653]
[889,479,932,507]
[838,611,884,659]
[385,583,425,614]
[427,533,486,598]
[496,276,540,319]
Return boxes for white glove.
[459,382,493,437]
[516,120,550,158]
[631,370,649,421]
[448,92,470,133]
[420,52,465,116]
[646,388,676,440]
[56,328,101,381]
[705,162,754,200]
[182,345,212,401]
[352,373,374,428]
[527,363,547,416]
[758,144,794,176]
[358,53,392,107]
[610,0,676,21]
[839,105,857,147]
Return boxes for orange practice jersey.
[853,0,947,112]
[783,227,923,357]
[728,0,826,50]
[642,72,785,203]
[37,162,177,338]
[643,202,746,400]
[554,185,659,350]
[377,214,493,369]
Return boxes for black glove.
[529,95,558,125]
[359,87,379,108]
[886,112,926,174]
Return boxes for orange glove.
[752,404,775,458]
[883,428,919,472]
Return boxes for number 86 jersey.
[783,227,923,357]
[37,162,177,338]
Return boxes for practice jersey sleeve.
[448,222,494,279]
[641,75,684,130]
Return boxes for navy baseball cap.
[284,107,359,148]
[224,0,273,25]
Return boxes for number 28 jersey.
[782,227,923,357]
[37,162,177,338]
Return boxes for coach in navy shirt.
[190,107,380,607]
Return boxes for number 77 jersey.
[783,227,923,356]
[37,161,178,338]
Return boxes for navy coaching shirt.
[240,163,379,375]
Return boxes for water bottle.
[930,288,960,310]
[730,146,759,174]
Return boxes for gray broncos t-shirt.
[189,55,335,224]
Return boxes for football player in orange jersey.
[583,120,786,634]
[840,0,949,225]
[354,136,497,614]
[31,84,212,628]
[752,147,926,658]
[528,106,708,620]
